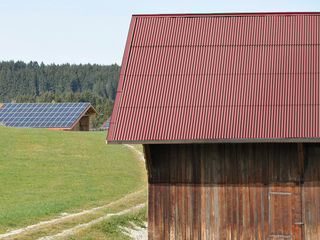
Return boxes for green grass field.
[0,126,146,233]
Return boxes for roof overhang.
[84,105,98,116]
[107,138,320,144]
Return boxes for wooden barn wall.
[145,143,320,240]
[71,116,90,131]
[304,144,320,239]
[79,116,89,131]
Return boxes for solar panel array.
[0,102,90,128]
[100,117,111,129]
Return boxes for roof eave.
[107,138,320,144]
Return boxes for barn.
[107,12,320,239]
[0,102,97,131]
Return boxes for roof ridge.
[133,11,320,17]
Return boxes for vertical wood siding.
[303,144,320,239]
[146,143,320,240]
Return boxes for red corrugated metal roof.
[107,12,320,144]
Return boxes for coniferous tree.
[0,60,120,128]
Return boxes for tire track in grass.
[0,189,145,239]
[36,203,146,240]
[0,144,146,239]
[124,144,145,162]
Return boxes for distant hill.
[0,61,121,127]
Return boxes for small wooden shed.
[107,12,320,239]
[0,102,97,131]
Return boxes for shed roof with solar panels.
[0,102,97,131]
[100,117,111,130]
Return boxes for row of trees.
[0,61,120,128]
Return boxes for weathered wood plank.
[146,143,320,240]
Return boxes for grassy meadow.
[0,126,147,233]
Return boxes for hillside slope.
[0,126,146,233]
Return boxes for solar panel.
[0,102,90,128]
[100,117,111,129]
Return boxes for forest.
[0,61,120,128]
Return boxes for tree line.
[0,61,120,128]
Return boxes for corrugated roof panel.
[113,105,320,141]
[131,15,320,47]
[107,12,320,143]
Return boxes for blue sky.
[0,0,319,65]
